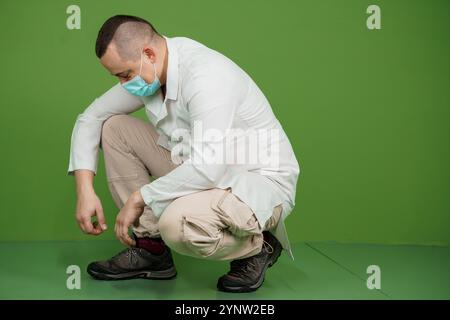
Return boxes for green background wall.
[0,0,449,245]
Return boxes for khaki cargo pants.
[100,115,282,261]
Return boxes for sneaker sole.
[87,265,177,281]
[217,243,283,293]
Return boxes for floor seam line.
[305,242,392,299]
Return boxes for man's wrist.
[130,190,146,208]
[77,184,95,195]
[75,169,95,195]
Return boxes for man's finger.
[96,203,108,231]
[115,221,125,245]
[77,220,87,233]
[81,216,98,235]
[82,220,93,234]
[124,232,135,247]
[120,224,130,246]
[91,221,103,235]
[120,223,134,247]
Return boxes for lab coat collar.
[142,36,178,123]
[163,35,179,101]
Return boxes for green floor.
[0,240,449,300]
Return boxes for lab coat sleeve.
[67,83,144,176]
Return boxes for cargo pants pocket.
[210,188,262,238]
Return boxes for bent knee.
[100,115,134,149]
[101,114,131,137]
[158,204,185,248]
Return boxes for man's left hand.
[115,190,146,247]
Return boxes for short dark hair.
[95,15,159,58]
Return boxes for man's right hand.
[76,191,107,235]
[74,169,107,235]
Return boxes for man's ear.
[142,47,156,63]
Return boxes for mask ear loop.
[152,62,157,80]
[139,49,157,81]
[138,51,144,76]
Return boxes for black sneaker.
[217,231,282,293]
[87,245,177,280]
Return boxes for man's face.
[100,42,156,85]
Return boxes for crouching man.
[68,15,300,293]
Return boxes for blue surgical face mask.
[122,52,161,97]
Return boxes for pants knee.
[101,114,130,146]
[158,207,184,250]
